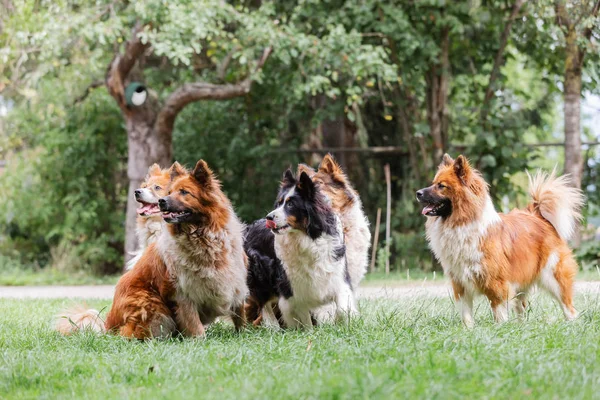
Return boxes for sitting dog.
[126,164,170,270]
[56,160,248,338]
[259,169,356,328]
[299,154,371,290]
[157,160,248,335]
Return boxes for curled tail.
[125,250,143,271]
[55,305,105,335]
[527,169,585,241]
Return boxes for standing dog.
[417,154,584,327]
[126,164,170,270]
[157,160,248,335]
[263,169,356,328]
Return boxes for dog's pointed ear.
[441,153,454,167]
[454,155,472,183]
[318,153,342,175]
[281,168,295,187]
[168,162,187,181]
[192,159,214,186]
[147,163,161,177]
[297,171,316,199]
[297,163,316,178]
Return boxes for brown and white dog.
[56,242,178,339]
[126,164,170,270]
[56,160,248,338]
[417,154,584,327]
[156,160,248,334]
[298,154,371,289]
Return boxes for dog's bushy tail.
[55,304,105,335]
[528,168,585,241]
[125,250,143,271]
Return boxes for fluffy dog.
[126,164,170,270]
[56,243,178,339]
[244,219,291,327]
[263,169,356,328]
[299,154,371,289]
[157,160,248,335]
[57,160,248,338]
[417,154,584,327]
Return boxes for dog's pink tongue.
[422,205,434,215]
[137,203,156,215]
[265,220,277,229]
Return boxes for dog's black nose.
[158,198,167,209]
[416,190,424,200]
[265,214,274,221]
[134,189,142,196]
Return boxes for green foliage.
[0,91,126,273]
[1,0,599,274]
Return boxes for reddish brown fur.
[105,243,178,339]
[425,154,580,324]
[159,161,248,332]
[310,154,357,214]
[166,161,230,235]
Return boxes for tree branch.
[583,0,600,40]
[481,0,527,120]
[554,0,571,30]
[216,47,240,82]
[105,22,149,112]
[155,47,272,135]
[73,80,104,105]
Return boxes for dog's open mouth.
[266,220,290,234]
[421,203,448,216]
[161,210,191,222]
[137,201,160,217]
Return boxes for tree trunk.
[425,27,450,167]
[563,27,583,190]
[123,112,172,263]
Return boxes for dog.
[298,154,371,290]
[126,164,170,270]
[56,242,178,339]
[244,219,291,327]
[417,154,584,327]
[261,169,356,328]
[157,160,248,334]
[57,160,248,338]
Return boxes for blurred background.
[0,0,599,284]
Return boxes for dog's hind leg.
[230,303,246,331]
[539,252,578,320]
[512,289,529,321]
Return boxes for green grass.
[1,293,600,399]
[0,267,119,286]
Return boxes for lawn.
[1,292,599,399]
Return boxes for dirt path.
[1,282,600,300]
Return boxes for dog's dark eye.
[438,183,446,189]
[285,201,293,209]
[154,185,162,191]
[180,189,189,196]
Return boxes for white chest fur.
[425,197,500,291]
[157,216,247,323]
[274,220,346,308]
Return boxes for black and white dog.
[246,169,356,328]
